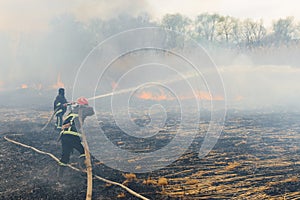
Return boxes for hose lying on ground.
[78,108,93,200]
[3,135,150,200]
[41,108,59,131]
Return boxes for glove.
[61,123,71,129]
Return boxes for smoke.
[71,0,152,22]
[0,0,152,32]
[0,0,299,111]
[0,0,154,91]
[219,63,300,110]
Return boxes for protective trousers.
[59,134,85,165]
[55,113,63,130]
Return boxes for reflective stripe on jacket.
[60,113,81,137]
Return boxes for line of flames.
[1,74,242,101]
[136,90,225,101]
[13,73,65,90]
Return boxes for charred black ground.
[1,108,300,199]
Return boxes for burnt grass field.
[1,108,300,199]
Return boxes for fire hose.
[41,107,59,131]
[4,135,149,200]
[41,102,74,131]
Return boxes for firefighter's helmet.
[77,97,89,105]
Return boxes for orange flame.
[137,89,174,101]
[52,73,64,89]
[21,84,28,89]
[195,91,224,101]
[137,89,224,101]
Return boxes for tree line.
[160,13,300,50]
[7,12,297,79]
[77,12,300,51]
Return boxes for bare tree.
[194,13,221,42]
[161,13,191,48]
[241,19,266,48]
[272,17,296,44]
[231,18,243,47]
[161,13,191,34]
[217,16,237,44]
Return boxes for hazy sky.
[149,0,300,26]
[1,0,299,32]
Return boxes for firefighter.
[58,97,94,178]
[53,88,68,131]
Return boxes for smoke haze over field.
[0,1,300,110]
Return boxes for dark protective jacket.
[61,105,95,136]
[58,105,94,166]
[54,94,68,116]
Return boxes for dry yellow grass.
[135,165,142,170]
[143,177,157,185]
[234,140,247,146]
[122,173,137,185]
[158,177,168,186]
[117,192,126,198]
[225,161,240,170]
[288,176,299,182]
[122,173,137,180]
[185,179,199,185]
[214,161,227,165]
